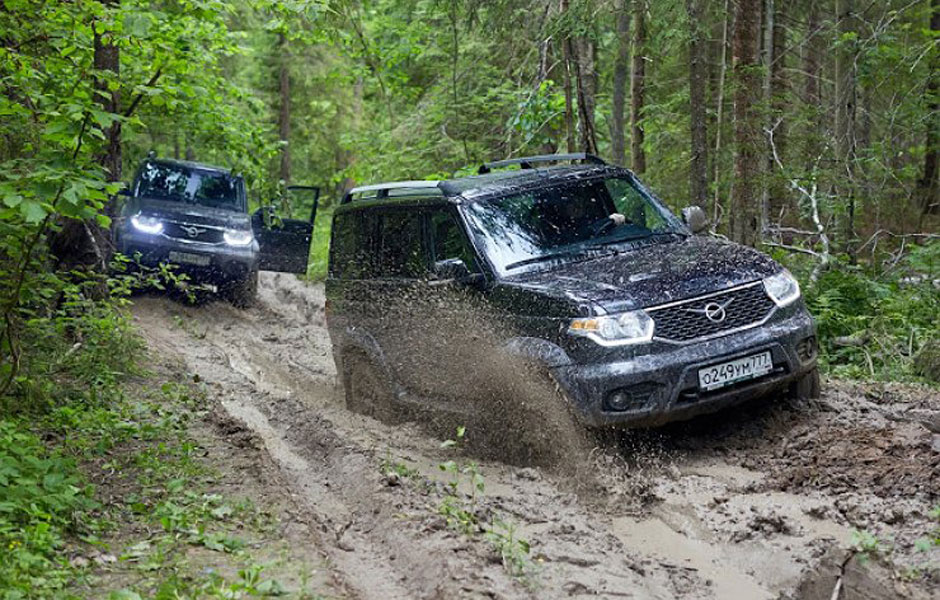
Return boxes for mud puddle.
[132,273,939,599]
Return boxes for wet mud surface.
[132,273,939,599]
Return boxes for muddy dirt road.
[132,273,938,599]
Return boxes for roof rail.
[478,153,606,175]
[342,180,443,204]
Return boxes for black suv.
[326,154,819,432]
[115,158,317,304]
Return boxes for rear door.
[253,186,319,273]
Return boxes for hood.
[504,236,780,313]
[127,196,250,229]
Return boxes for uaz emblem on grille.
[685,297,734,323]
[180,225,206,238]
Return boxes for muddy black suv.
[115,157,318,304]
[325,154,819,432]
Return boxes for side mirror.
[433,258,471,281]
[681,205,708,234]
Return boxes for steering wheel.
[590,216,618,237]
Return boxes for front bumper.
[551,307,817,428]
[116,227,258,284]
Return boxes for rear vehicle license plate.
[168,251,210,267]
[698,351,772,391]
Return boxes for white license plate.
[168,251,210,267]
[698,351,773,391]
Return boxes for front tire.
[342,352,402,423]
[223,269,258,308]
[790,367,821,400]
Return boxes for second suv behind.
[115,157,318,304]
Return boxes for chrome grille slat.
[649,283,775,342]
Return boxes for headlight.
[130,214,163,235]
[223,229,254,246]
[569,310,654,346]
[763,270,801,307]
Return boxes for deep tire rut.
[132,273,939,600]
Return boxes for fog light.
[604,384,658,412]
[797,336,817,362]
[606,391,634,412]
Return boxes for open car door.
[253,186,319,274]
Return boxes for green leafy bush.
[0,420,97,597]
[797,241,939,382]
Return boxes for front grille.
[649,283,775,342]
[163,222,225,244]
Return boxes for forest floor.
[117,272,939,600]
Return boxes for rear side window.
[329,212,372,279]
[375,210,426,278]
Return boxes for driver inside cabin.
[537,183,625,244]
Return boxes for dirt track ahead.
[132,273,939,600]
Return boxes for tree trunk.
[574,37,598,154]
[711,0,732,226]
[630,0,647,173]
[834,0,857,259]
[801,0,822,185]
[95,1,121,188]
[277,33,291,185]
[687,0,708,207]
[610,0,631,165]
[560,0,577,153]
[920,0,939,216]
[729,0,761,247]
[51,0,121,274]
[767,0,787,219]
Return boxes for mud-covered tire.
[342,353,402,423]
[790,367,821,400]
[499,368,597,469]
[222,270,258,308]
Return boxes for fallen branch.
[762,241,822,258]
[856,229,940,254]
[765,120,831,282]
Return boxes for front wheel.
[342,353,404,423]
[222,269,258,308]
[790,367,821,400]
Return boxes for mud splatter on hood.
[503,236,780,313]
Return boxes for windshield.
[462,176,685,275]
[135,162,243,211]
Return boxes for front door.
[253,186,319,274]
[365,208,431,395]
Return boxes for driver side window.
[430,209,479,273]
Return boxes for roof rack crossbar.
[342,180,443,204]
[478,153,605,175]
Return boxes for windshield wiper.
[505,247,617,270]
[600,231,687,245]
